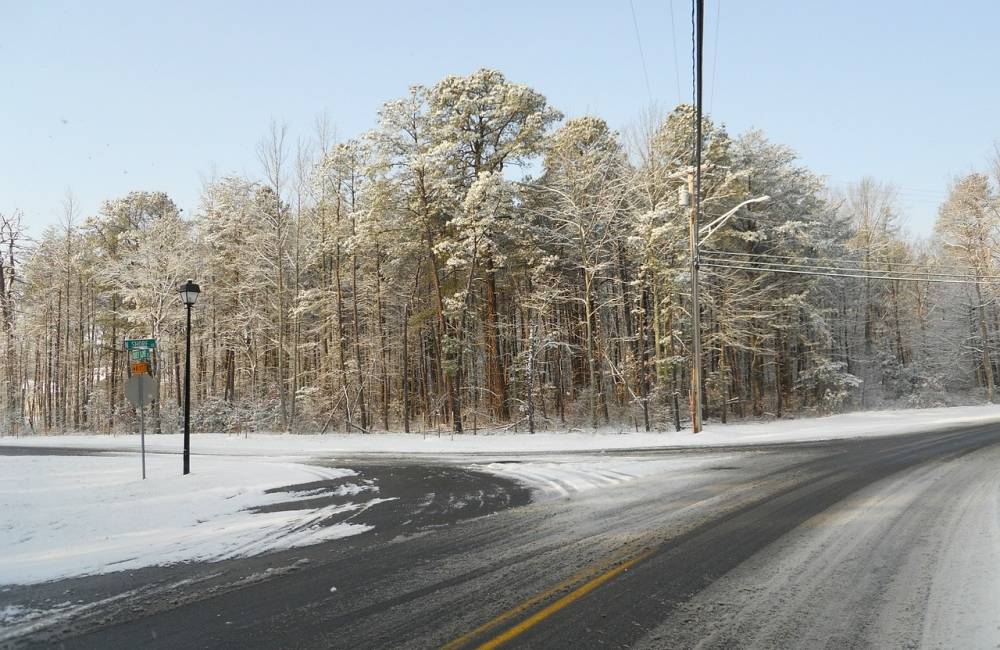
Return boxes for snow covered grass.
[5,403,1000,456]
[0,453,377,585]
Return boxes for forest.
[2,68,999,436]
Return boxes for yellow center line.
[441,545,658,650]
[443,488,773,650]
[474,547,658,650]
[440,551,628,650]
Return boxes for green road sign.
[125,338,157,350]
[130,349,152,361]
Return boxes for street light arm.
[699,196,770,244]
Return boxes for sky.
[2,0,998,239]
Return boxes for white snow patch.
[5,404,1000,456]
[0,601,80,642]
[475,454,739,497]
[0,604,42,626]
[0,454,377,585]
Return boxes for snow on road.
[0,453,377,586]
[634,442,1000,649]
[473,454,740,498]
[4,404,1000,457]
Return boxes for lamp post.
[178,279,200,475]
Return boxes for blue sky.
[2,0,998,237]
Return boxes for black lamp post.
[178,279,200,475]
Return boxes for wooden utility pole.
[691,0,705,433]
[688,171,703,432]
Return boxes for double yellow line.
[442,543,658,650]
[443,477,779,648]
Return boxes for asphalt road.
[5,424,1000,649]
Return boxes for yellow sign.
[131,361,150,375]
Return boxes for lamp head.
[179,279,201,306]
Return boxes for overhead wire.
[708,0,721,114]
[668,0,683,103]
[629,0,655,106]
[700,246,1000,277]
[824,181,949,204]
[698,255,995,280]
[825,180,949,197]
[699,260,991,285]
[681,2,980,287]
[701,248,977,272]
[691,0,696,110]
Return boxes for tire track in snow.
[473,454,736,498]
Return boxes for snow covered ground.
[4,404,1000,457]
[3,403,1000,587]
[0,453,380,585]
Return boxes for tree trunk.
[483,268,509,421]
[975,281,995,402]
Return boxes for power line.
[825,181,949,198]
[691,0,696,109]
[629,0,655,106]
[826,179,949,194]
[668,0,683,103]
[701,248,976,272]
[708,0,721,114]
[699,255,994,280]
[700,260,998,285]
[704,247,916,266]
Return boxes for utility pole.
[690,0,705,432]
[688,171,703,432]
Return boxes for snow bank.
[0,454,376,585]
[5,404,1000,456]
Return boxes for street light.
[678,175,769,434]
[178,278,200,475]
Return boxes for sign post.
[125,374,157,479]
[124,338,158,479]
[139,388,146,479]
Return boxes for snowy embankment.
[4,403,1000,456]
[0,454,379,585]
